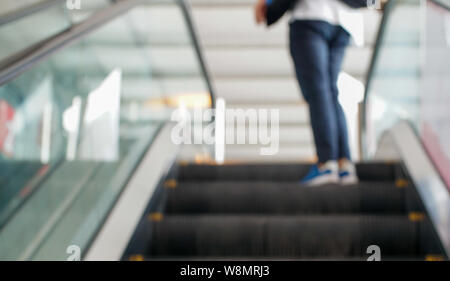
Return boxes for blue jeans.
[289,20,351,163]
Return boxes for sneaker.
[300,161,339,186]
[339,160,359,185]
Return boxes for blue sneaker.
[301,161,339,186]
[339,160,359,185]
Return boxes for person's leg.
[289,20,339,164]
[328,26,358,184]
[328,26,351,161]
[290,20,340,186]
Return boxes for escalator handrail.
[0,0,136,86]
[0,0,65,26]
[178,0,216,108]
[360,0,396,159]
[361,0,450,157]
[0,0,216,109]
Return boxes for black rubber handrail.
[0,0,65,26]
[177,0,216,108]
[360,0,396,159]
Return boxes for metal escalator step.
[177,163,400,182]
[148,215,421,258]
[165,182,419,215]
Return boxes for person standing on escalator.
[255,0,363,186]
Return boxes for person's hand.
[254,0,267,25]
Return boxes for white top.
[291,0,364,45]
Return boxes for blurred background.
[0,0,449,261]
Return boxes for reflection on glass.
[0,0,210,260]
[0,0,47,17]
[365,0,422,156]
[0,3,70,63]
[420,0,450,188]
[78,69,121,162]
[67,0,116,23]
[365,0,450,189]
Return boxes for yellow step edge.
[148,212,164,222]
[164,179,178,189]
[408,212,425,222]
[395,179,409,188]
[425,255,444,261]
[128,255,145,261]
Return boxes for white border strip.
[84,123,178,261]
[378,121,450,256]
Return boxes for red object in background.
[19,165,49,198]
[0,99,15,156]
[422,122,450,191]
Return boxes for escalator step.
[165,182,420,215]
[148,215,421,258]
[177,163,400,182]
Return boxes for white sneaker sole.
[340,175,359,186]
[304,174,340,187]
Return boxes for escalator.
[123,163,446,260]
[0,0,449,261]
[0,0,213,260]
[121,0,450,261]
